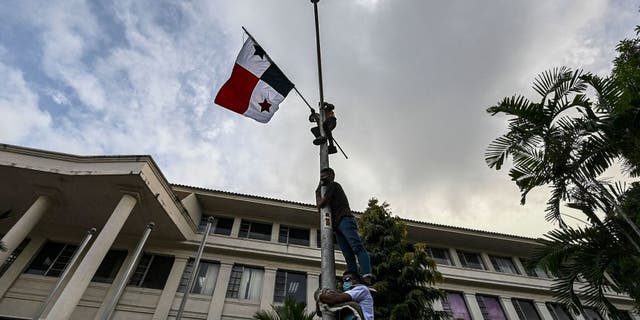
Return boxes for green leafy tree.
[485,23,640,317]
[611,25,640,174]
[359,198,447,320]
[253,296,315,320]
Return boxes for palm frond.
[532,67,572,99]
[487,95,541,122]
[485,135,515,170]
[580,74,622,113]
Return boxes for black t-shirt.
[316,181,353,227]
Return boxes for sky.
[0,0,638,238]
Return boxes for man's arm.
[317,182,335,208]
[319,291,352,305]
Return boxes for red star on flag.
[258,99,271,112]
[214,37,294,123]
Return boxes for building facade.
[0,144,636,319]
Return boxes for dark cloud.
[1,0,637,237]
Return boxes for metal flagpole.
[242,25,347,160]
[33,227,96,320]
[311,1,336,319]
[176,217,215,320]
[100,222,155,320]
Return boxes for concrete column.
[260,267,277,310]
[432,298,444,311]
[513,257,527,275]
[0,196,50,264]
[46,194,137,320]
[181,193,202,225]
[230,218,242,237]
[481,253,495,272]
[464,293,484,320]
[0,237,46,298]
[309,228,318,248]
[306,273,319,314]
[449,248,461,267]
[271,224,280,243]
[535,302,554,320]
[153,257,188,320]
[500,297,520,320]
[207,262,233,319]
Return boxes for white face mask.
[342,281,353,291]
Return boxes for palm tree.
[531,183,640,317]
[485,67,640,240]
[253,296,316,320]
[485,66,640,315]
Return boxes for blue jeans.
[335,216,371,276]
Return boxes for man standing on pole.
[316,168,373,286]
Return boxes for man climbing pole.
[316,168,373,286]
[316,271,374,320]
[310,102,338,155]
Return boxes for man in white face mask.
[318,271,374,320]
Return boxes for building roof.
[171,183,540,242]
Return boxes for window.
[226,265,264,301]
[512,299,541,320]
[238,220,272,241]
[198,215,234,236]
[128,254,175,289]
[274,270,307,303]
[546,303,573,320]
[26,241,126,284]
[279,226,310,246]
[489,255,520,274]
[92,249,128,283]
[457,251,485,270]
[26,242,77,277]
[177,259,219,295]
[426,247,452,265]
[520,258,549,278]
[583,308,603,320]
[442,291,472,320]
[0,238,30,277]
[476,295,507,320]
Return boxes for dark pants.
[311,117,337,146]
[335,216,371,276]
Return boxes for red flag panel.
[214,64,260,115]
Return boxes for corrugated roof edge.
[171,183,540,242]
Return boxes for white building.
[0,144,636,320]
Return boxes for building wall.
[0,209,637,320]
[0,146,636,320]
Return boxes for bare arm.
[319,291,352,305]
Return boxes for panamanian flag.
[214,37,294,123]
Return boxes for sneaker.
[328,145,337,154]
[313,137,327,145]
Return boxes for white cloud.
[1,0,637,237]
[0,59,51,143]
[43,88,71,106]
